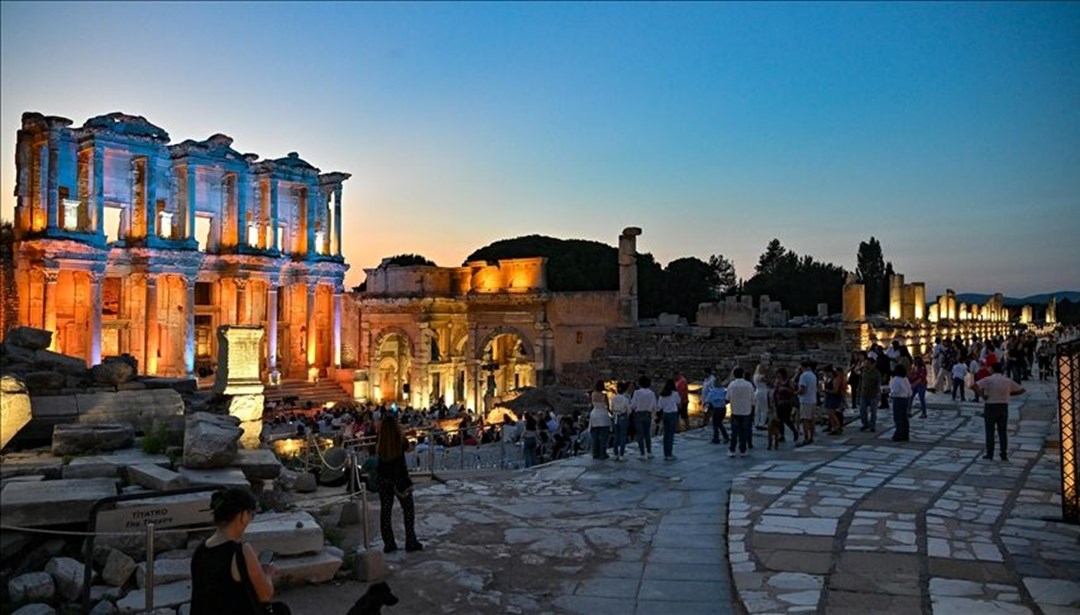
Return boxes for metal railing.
[1058,339,1079,524]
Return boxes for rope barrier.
[0,523,218,537]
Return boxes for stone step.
[271,549,343,586]
[245,511,324,556]
[127,464,188,491]
[176,467,250,489]
[115,579,191,613]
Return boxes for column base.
[269,369,282,386]
[307,366,320,383]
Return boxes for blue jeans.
[984,403,1008,458]
[591,426,610,459]
[523,436,537,468]
[633,412,653,455]
[613,415,629,456]
[952,377,966,401]
[859,396,877,430]
[892,397,910,441]
[709,405,729,443]
[913,384,927,416]
[661,412,678,458]
[730,414,751,453]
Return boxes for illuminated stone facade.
[12,112,349,380]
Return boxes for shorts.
[799,402,816,420]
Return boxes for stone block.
[351,548,387,581]
[45,556,87,601]
[830,552,919,596]
[7,571,55,602]
[91,358,134,385]
[142,377,198,395]
[23,371,67,394]
[128,464,188,491]
[225,394,264,449]
[0,452,64,479]
[101,548,136,587]
[31,349,88,375]
[6,327,53,350]
[52,423,135,456]
[136,557,192,588]
[1,478,117,527]
[233,448,283,480]
[271,549,343,586]
[182,412,241,468]
[1,374,32,450]
[293,471,317,493]
[95,529,188,561]
[76,389,185,434]
[115,579,191,613]
[89,585,125,603]
[1,528,34,559]
[88,600,118,615]
[697,302,754,328]
[62,456,121,479]
[245,511,324,556]
[213,325,266,395]
[11,604,57,615]
[177,466,250,489]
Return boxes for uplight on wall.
[1059,340,1079,525]
[62,199,80,231]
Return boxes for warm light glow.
[247,222,259,246]
[159,212,173,238]
[62,199,79,230]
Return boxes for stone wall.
[559,325,850,387]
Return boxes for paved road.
[279,380,1079,614]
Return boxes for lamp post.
[1058,339,1079,524]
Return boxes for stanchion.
[145,522,155,612]
[361,475,370,550]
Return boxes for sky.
[2,1,1078,298]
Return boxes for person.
[858,353,881,432]
[951,360,968,402]
[974,362,1025,461]
[191,488,288,615]
[752,365,771,432]
[847,351,863,408]
[375,413,423,553]
[657,379,681,460]
[727,367,755,457]
[931,337,947,393]
[772,368,799,442]
[674,371,690,432]
[823,366,844,435]
[610,381,632,461]
[796,360,818,446]
[630,375,657,459]
[703,368,729,444]
[909,356,928,418]
[589,380,612,460]
[890,365,913,442]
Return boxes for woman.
[772,368,799,443]
[610,381,632,461]
[589,380,612,460]
[823,366,844,435]
[909,356,928,418]
[752,365,770,431]
[522,412,538,467]
[890,365,913,442]
[847,351,863,408]
[376,413,423,553]
[190,488,288,615]
[657,378,681,461]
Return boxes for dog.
[767,417,782,450]
[347,581,399,615]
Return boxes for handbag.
[235,542,291,615]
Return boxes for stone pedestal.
[843,283,865,323]
[352,370,370,402]
[213,326,265,449]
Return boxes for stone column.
[332,287,342,368]
[269,179,280,252]
[46,141,59,231]
[843,282,865,323]
[93,146,105,236]
[306,187,318,257]
[145,161,157,239]
[89,272,104,366]
[186,163,197,241]
[333,186,343,256]
[618,227,642,326]
[145,274,159,375]
[912,283,926,321]
[888,274,904,320]
[306,282,318,381]
[237,174,249,246]
[267,283,280,382]
[184,276,196,376]
[235,279,249,325]
[43,268,59,350]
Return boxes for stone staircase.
[264,379,352,409]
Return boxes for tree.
[636,253,665,319]
[856,237,888,315]
[466,235,618,292]
[742,239,845,316]
[756,239,787,276]
[384,253,436,267]
[708,254,737,297]
[662,257,718,320]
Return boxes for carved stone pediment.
[81,112,170,142]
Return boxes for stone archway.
[477,326,536,397]
[373,328,414,404]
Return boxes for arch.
[371,326,416,360]
[475,326,534,361]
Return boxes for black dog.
[347,581,399,615]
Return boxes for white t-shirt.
[630,388,658,414]
[727,378,755,416]
[658,393,680,414]
[951,363,968,379]
[889,376,913,399]
[797,370,818,405]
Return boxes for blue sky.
[2,1,1078,297]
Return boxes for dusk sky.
[2,2,1078,298]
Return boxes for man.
[930,337,944,392]
[702,368,730,444]
[727,367,755,457]
[951,359,968,402]
[974,362,1025,461]
[858,353,881,432]
[674,371,690,432]
[796,360,819,446]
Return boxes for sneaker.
[728,451,735,458]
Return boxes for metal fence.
[1058,339,1079,524]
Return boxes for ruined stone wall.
[547,291,621,370]
[559,325,849,387]
[0,224,15,337]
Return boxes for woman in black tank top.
[190,488,285,614]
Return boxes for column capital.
[89,270,106,284]
[183,276,197,290]
[234,278,249,291]
[43,268,60,284]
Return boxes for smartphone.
[258,551,275,566]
